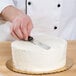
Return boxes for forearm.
[1,6,24,22]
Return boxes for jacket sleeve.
[0,0,15,13]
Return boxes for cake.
[11,35,67,73]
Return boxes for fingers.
[20,18,33,40]
[10,15,33,40]
[20,22,28,40]
[10,20,24,40]
[27,21,33,35]
[15,26,23,39]
[10,26,19,40]
[27,15,33,34]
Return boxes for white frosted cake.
[11,35,67,73]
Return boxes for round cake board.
[6,59,73,75]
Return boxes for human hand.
[1,6,33,40]
[10,14,33,40]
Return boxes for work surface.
[0,41,76,76]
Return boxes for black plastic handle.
[28,36,33,41]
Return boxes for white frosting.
[11,35,67,73]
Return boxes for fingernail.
[25,36,28,41]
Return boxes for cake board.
[6,58,73,75]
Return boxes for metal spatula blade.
[28,36,50,50]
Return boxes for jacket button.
[28,2,31,5]
[54,26,57,29]
[57,4,61,7]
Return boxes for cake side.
[11,36,67,73]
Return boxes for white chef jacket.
[0,0,76,41]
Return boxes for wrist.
[1,6,25,22]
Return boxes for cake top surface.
[12,35,67,51]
